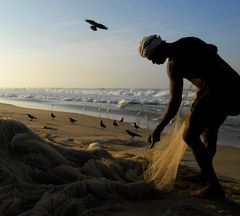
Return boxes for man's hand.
[148,126,162,148]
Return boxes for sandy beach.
[0,102,239,215]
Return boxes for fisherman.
[139,35,240,198]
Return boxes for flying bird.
[27,114,37,121]
[85,19,108,31]
[120,117,124,122]
[69,117,77,123]
[100,120,106,128]
[125,130,141,139]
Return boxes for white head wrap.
[139,34,164,58]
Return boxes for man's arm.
[150,61,183,146]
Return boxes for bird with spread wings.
[85,19,108,31]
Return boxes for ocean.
[0,88,239,148]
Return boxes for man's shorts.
[191,89,240,116]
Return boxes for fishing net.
[0,119,155,215]
[144,112,189,191]
[143,84,195,191]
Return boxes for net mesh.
[0,119,155,215]
[143,112,190,191]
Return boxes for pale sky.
[0,0,240,88]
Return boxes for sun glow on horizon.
[0,0,240,88]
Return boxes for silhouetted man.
[139,35,240,198]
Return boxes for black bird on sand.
[134,122,140,129]
[85,19,108,31]
[69,117,77,123]
[120,117,124,122]
[113,120,118,127]
[100,120,106,128]
[51,112,56,120]
[27,114,37,121]
[125,130,141,139]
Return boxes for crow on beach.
[69,117,77,123]
[134,122,140,129]
[125,130,141,139]
[51,112,56,120]
[113,120,118,127]
[100,120,106,128]
[27,114,37,121]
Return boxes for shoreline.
[0,101,239,182]
[1,98,239,149]
[0,97,159,129]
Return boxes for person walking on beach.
[139,35,240,198]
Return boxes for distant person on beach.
[139,35,240,198]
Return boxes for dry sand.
[0,102,239,215]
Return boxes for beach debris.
[100,120,106,128]
[125,130,141,139]
[42,125,56,130]
[113,120,118,127]
[27,114,37,121]
[51,112,56,120]
[134,122,140,129]
[69,117,77,123]
[88,142,101,149]
[43,125,50,129]
[85,19,108,31]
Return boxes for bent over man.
[139,35,240,198]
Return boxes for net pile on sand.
[144,113,189,191]
[0,119,154,215]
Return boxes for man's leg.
[183,129,225,197]
[198,115,227,183]
[202,115,226,160]
[182,94,225,197]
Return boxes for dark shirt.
[169,37,240,93]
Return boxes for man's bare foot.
[191,186,225,200]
